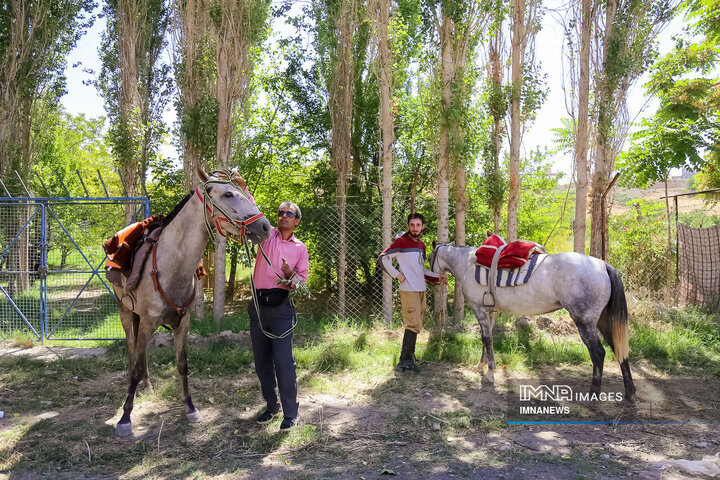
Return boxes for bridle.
[196,169,266,244]
[430,243,450,273]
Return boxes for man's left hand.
[439,274,448,284]
[232,172,247,190]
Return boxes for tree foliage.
[618,0,719,188]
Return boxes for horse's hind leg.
[174,313,200,423]
[471,305,496,385]
[116,317,156,437]
[597,317,636,404]
[575,319,605,395]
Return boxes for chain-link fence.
[0,198,149,340]
[0,202,44,338]
[291,204,408,321]
[608,193,720,305]
[8,191,715,341]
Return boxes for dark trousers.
[248,299,298,419]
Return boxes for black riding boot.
[397,329,420,373]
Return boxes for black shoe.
[397,330,420,373]
[256,410,280,424]
[397,357,420,372]
[280,416,298,430]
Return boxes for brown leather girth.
[151,240,196,317]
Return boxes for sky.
[60,4,687,178]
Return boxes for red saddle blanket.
[475,234,544,270]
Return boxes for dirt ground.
[1,336,719,480]
[612,185,720,216]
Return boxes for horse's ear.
[196,165,209,183]
[486,230,494,238]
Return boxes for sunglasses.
[278,210,296,218]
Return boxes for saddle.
[104,216,165,291]
[474,235,547,308]
[475,234,545,270]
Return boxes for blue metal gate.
[0,196,150,341]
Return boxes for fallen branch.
[157,419,165,453]
[426,413,447,424]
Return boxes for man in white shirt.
[377,213,446,372]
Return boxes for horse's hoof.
[186,409,202,423]
[482,371,495,385]
[115,422,132,437]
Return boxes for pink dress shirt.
[252,227,309,290]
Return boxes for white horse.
[113,168,272,436]
[430,244,636,403]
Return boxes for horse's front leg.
[120,308,153,393]
[174,313,200,423]
[471,305,496,385]
[116,317,156,437]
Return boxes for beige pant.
[400,291,427,334]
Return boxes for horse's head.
[197,168,272,245]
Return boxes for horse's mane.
[162,191,194,227]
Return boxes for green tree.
[618,0,719,189]
[589,0,678,259]
[98,0,172,223]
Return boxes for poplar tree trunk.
[507,0,524,243]
[590,0,617,259]
[118,0,143,225]
[378,0,394,325]
[213,49,231,324]
[489,35,503,234]
[209,0,265,324]
[330,0,356,323]
[573,0,592,254]
[435,13,452,330]
[174,0,206,319]
[15,98,32,293]
[453,166,466,328]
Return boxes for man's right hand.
[397,273,406,284]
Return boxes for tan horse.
[114,168,271,437]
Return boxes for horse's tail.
[600,264,629,363]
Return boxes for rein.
[150,236,196,317]
[244,240,298,340]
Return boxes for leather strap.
[151,240,196,317]
[485,244,506,309]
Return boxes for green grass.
[424,320,592,371]
[629,303,720,374]
[1,301,719,478]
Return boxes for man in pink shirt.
[249,201,309,430]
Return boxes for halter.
[196,169,266,244]
[430,243,450,273]
[149,170,273,320]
